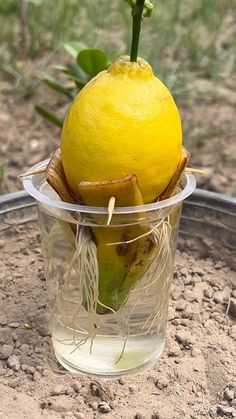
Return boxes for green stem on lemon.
[130,0,145,62]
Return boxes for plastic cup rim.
[23,159,196,215]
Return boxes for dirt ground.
[0,198,236,419]
[0,76,236,196]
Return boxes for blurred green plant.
[0,160,7,191]
[35,43,111,127]
[0,0,17,14]
[1,0,235,100]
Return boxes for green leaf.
[53,64,69,73]
[63,75,85,89]
[64,41,86,58]
[35,106,64,128]
[65,63,89,83]
[77,48,108,78]
[53,63,89,82]
[0,160,7,185]
[42,77,74,99]
[52,66,84,88]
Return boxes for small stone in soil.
[155,377,169,390]
[7,355,20,371]
[118,377,125,385]
[134,414,145,419]
[191,347,201,357]
[33,371,41,381]
[216,405,236,416]
[129,385,136,394]
[192,267,205,276]
[0,328,13,345]
[192,274,202,283]
[184,290,197,302]
[20,344,30,354]
[90,382,104,397]
[0,366,6,376]
[9,322,19,328]
[0,315,7,326]
[224,388,235,401]
[215,261,224,269]
[172,290,182,300]
[74,413,85,419]
[34,346,43,354]
[34,313,50,337]
[13,273,24,279]
[182,305,195,320]
[175,331,194,347]
[90,401,99,410]
[109,400,118,409]
[176,302,186,312]
[0,344,14,360]
[72,381,82,393]
[25,366,36,375]
[65,387,74,396]
[8,378,22,388]
[98,402,111,413]
[204,288,213,299]
[168,341,181,357]
[213,291,228,304]
[183,274,193,285]
[50,385,67,396]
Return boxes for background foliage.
[1,0,235,95]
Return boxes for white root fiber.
[49,208,176,362]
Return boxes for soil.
[0,201,236,419]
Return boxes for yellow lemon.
[61,56,182,204]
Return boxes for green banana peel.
[78,174,155,314]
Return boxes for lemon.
[61,56,182,204]
[60,55,182,312]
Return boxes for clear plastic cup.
[23,160,196,377]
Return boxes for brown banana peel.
[44,147,190,315]
[78,175,154,314]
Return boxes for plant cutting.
[23,0,196,376]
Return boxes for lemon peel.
[61,56,182,204]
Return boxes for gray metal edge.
[0,190,31,204]
[190,188,236,204]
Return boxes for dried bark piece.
[45,149,81,204]
[158,147,190,201]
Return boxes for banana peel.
[78,175,155,314]
[46,149,80,205]
[159,147,190,229]
[44,147,190,315]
